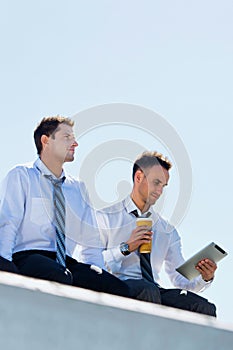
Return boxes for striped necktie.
[131,209,155,283]
[46,175,66,267]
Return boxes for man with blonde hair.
[97,151,217,316]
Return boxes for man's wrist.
[120,242,131,256]
[204,277,214,283]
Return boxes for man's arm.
[75,182,105,269]
[164,229,216,292]
[0,167,27,261]
[95,210,126,273]
[97,210,153,273]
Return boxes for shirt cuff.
[111,245,125,262]
[203,277,214,283]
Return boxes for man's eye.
[65,134,75,140]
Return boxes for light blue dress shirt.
[97,195,212,293]
[0,158,104,268]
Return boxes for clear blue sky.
[0,1,232,324]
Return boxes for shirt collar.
[34,158,66,180]
[123,194,151,217]
[123,194,159,224]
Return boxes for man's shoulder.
[64,174,85,188]
[153,212,175,234]
[64,175,89,200]
[6,162,35,176]
[64,173,77,183]
[98,198,125,215]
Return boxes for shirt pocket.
[30,198,53,225]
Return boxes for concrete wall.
[0,272,232,350]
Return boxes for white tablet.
[176,242,228,280]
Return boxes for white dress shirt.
[0,158,104,268]
[97,195,212,292]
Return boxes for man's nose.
[156,186,163,195]
[72,140,78,147]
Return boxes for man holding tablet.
[95,151,217,317]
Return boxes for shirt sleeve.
[164,228,213,292]
[96,210,124,274]
[76,182,105,269]
[102,246,125,274]
[0,167,28,260]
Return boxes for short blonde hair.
[132,151,172,182]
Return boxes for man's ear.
[135,169,144,184]
[41,135,49,150]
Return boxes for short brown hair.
[132,151,172,182]
[34,116,74,155]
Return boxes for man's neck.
[130,191,150,214]
[40,156,63,178]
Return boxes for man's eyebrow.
[63,132,75,136]
[155,178,168,186]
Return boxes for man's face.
[137,164,169,208]
[47,123,78,163]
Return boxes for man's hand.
[195,258,217,282]
[126,226,153,252]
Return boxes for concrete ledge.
[0,272,233,350]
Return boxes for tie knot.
[130,210,152,218]
[130,209,139,218]
[45,175,65,187]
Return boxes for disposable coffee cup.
[136,218,153,253]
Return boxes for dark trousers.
[0,256,19,274]
[12,250,130,298]
[124,279,217,317]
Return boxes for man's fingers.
[195,259,217,281]
[197,259,217,272]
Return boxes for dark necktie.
[130,210,155,283]
[46,175,66,267]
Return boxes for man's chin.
[149,197,158,206]
[64,156,74,162]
